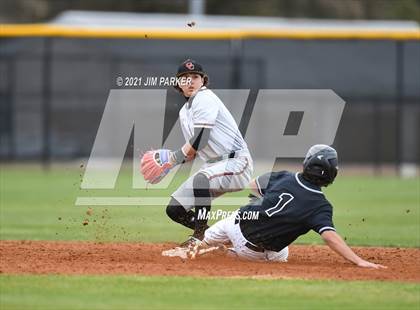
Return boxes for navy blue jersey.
[239,171,335,252]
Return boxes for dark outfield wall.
[0,37,419,163]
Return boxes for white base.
[399,163,418,178]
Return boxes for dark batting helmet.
[302,144,338,187]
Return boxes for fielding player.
[189,145,386,269]
[141,59,253,247]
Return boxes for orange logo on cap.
[185,62,195,70]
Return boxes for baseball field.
[0,164,419,309]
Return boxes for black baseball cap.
[176,59,207,77]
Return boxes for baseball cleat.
[162,237,203,259]
[179,236,202,248]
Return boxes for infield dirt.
[1,240,419,282]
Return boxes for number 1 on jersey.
[265,193,294,217]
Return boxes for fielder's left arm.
[170,127,210,165]
[140,127,210,183]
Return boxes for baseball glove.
[140,149,173,184]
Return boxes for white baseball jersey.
[178,87,250,161]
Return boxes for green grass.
[1,275,419,310]
[0,165,419,246]
[1,166,419,310]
